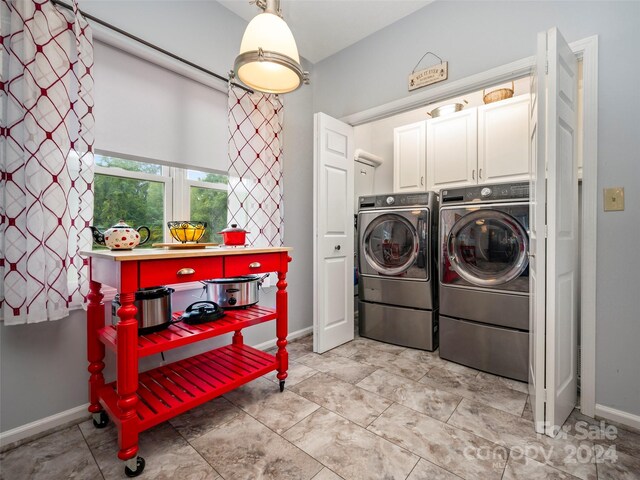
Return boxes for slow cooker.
[201,274,269,309]
[111,286,175,334]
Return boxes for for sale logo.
[567,420,618,441]
[463,420,619,467]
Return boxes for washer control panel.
[358,192,436,210]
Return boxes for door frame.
[341,35,598,418]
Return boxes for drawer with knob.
[224,254,281,277]
[139,257,223,287]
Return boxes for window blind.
[93,40,228,173]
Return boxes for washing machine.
[357,192,439,351]
[439,181,530,381]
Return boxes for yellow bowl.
[168,221,207,243]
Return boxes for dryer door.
[444,206,529,292]
[359,209,428,280]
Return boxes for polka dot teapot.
[90,220,151,250]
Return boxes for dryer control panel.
[441,182,529,204]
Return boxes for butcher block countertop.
[80,246,293,262]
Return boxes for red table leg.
[276,259,290,392]
[87,280,105,419]
[115,292,139,462]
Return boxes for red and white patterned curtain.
[227,85,284,254]
[1,0,95,324]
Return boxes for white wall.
[314,0,640,418]
[0,0,315,434]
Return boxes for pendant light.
[234,0,309,94]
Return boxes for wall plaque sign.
[408,52,447,91]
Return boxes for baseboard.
[252,325,313,352]
[0,326,314,450]
[595,403,640,432]
[0,403,91,451]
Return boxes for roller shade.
[93,40,228,172]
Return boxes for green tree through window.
[93,175,165,247]
[190,185,227,243]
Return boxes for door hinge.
[545,60,549,75]
[542,388,548,402]
[544,225,548,238]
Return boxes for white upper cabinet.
[392,94,532,193]
[393,121,426,193]
[477,95,531,184]
[426,108,478,191]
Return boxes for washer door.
[362,213,419,276]
[446,209,529,287]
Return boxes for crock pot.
[201,274,269,309]
[112,286,175,334]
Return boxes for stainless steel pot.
[112,286,175,334]
[427,99,469,118]
[201,274,269,309]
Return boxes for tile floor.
[2,334,639,480]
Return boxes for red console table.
[81,247,292,477]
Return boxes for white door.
[393,121,426,193]
[530,27,579,437]
[313,113,355,353]
[478,95,531,184]
[426,108,477,191]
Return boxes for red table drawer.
[139,257,223,288]
[225,253,281,276]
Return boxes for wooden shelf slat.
[99,305,277,357]
[98,344,277,431]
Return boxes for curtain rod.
[50,0,253,94]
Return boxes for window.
[93,154,228,247]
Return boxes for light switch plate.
[603,187,624,212]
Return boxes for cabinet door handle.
[177,268,195,276]
[472,169,476,180]
[249,262,261,268]
[335,245,341,250]
[420,176,424,186]
[479,168,483,179]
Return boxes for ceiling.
[216,0,433,64]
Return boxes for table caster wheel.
[124,456,145,478]
[279,380,285,392]
[92,411,109,429]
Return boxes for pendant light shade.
[234,0,308,94]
